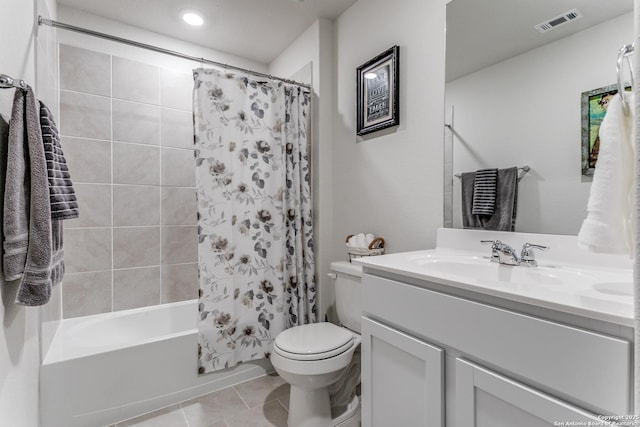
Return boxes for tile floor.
[111,373,290,427]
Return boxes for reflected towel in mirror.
[461,167,518,232]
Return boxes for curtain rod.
[38,16,311,90]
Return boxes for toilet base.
[287,389,361,427]
[333,395,360,427]
[288,385,332,427]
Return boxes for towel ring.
[616,43,634,116]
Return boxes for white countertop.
[356,228,634,327]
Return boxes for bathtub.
[41,300,273,427]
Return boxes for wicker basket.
[345,234,385,262]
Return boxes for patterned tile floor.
[112,373,290,427]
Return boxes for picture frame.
[356,45,400,136]
[580,83,629,175]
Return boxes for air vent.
[534,9,583,33]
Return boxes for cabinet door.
[361,317,444,427]
[455,358,606,427]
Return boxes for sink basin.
[410,254,603,291]
[592,282,633,297]
[356,230,635,325]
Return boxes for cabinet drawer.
[363,274,631,415]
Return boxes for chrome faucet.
[481,240,549,266]
[519,243,549,267]
[480,239,502,262]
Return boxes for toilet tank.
[330,261,363,334]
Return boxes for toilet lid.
[274,323,355,361]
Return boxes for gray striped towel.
[39,101,79,220]
[472,168,498,216]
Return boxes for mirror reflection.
[445,0,633,235]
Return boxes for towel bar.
[454,165,530,181]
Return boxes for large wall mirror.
[444,0,633,235]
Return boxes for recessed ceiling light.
[182,11,204,26]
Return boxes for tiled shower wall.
[59,44,198,318]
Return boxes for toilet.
[271,261,362,427]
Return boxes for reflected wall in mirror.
[444,0,633,235]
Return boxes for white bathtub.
[41,300,272,427]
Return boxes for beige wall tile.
[60,90,111,140]
[62,271,112,318]
[161,108,193,149]
[161,226,197,264]
[64,228,112,273]
[162,148,195,187]
[66,184,111,228]
[113,99,160,145]
[113,267,161,311]
[62,137,111,184]
[114,185,160,226]
[113,142,160,185]
[58,50,204,316]
[60,44,111,96]
[161,263,198,303]
[113,57,160,105]
[161,187,196,226]
[113,227,160,269]
[160,69,192,111]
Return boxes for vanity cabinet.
[455,359,603,427]
[361,317,444,427]
[361,272,632,427]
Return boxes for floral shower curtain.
[193,68,316,374]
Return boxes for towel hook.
[0,73,27,90]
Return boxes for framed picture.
[356,45,400,136]
[581,83,629,175]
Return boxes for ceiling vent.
[534,9,583,33]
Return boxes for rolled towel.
[347,233,375,249]
[365,233,374,247]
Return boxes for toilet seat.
[273,323,355,361]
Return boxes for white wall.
[57,6,267,74]
[0,1,42,425]
[447,12,634,235]
[269,19,336,320]
[332,0,446,260]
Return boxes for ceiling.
[446,0,633,82]
[56,0,357,64]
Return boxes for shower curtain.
[193,68,316,374]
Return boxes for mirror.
[444,0,633,235]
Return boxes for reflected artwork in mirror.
[444,0,633,235]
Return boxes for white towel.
[346,233,374,249]
[578,92,635,255]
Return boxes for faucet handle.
[520,243,549,266]
[521,243,549,252]
[480,240,502,261]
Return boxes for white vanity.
[356,228,633,427]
